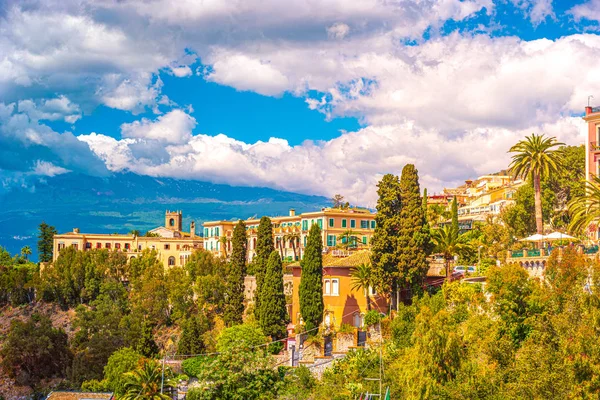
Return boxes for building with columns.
[52,210,203,268]
[202,207,377,262]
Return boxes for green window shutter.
[350,220,356,228]
[318,219,323,228]
[329,218,334,227]
[371,220,376,229]
[342,219,347,228]
[362,236,367,244]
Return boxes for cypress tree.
[370,174,402,295]
[259,251,288,341]
[299,224,324,334]
[254,217,274,322]
[451,196,459,233]
[224,221,247,326]
[37,221,57,263]
[397,164,430,296]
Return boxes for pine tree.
[177,315,209,355]
[299,224,324,334]
[254,217,274,322]
[224,221,247,326]
[370,174,402,295]
[451,196,459,233]
[397,165,430,296]
[37,221,57,263]
[259,251,288,341]
[135,321,158,358]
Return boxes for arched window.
[168,256,176,266]
[169,218,175,226]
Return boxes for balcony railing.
[584,245,599,255]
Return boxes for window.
[360,220,368,229]
[303,236,307,247]
[342,219,347,228]
[96,242,101,249]
[371,220,376,229]
[324,279,331,295]
[105,243,111,249]
[125,243,130,250]
[362,236,367,245]
[168,256,176,266]
[353,312,363,328]
[331,279,339,296]
[215,227,220,236]
[327,235,336,247]
[176,244,180,250]
[138,245,142,250]
[72,243,78,250]
[85,242,92,249]
[350,219,356,228]
[329,218,334,227]
[164,244,170,250]
[115,243,121,249]
[204,228,209,237]
[369,286,377,296]
[317,219,323,229]
[169,218,175,226]
[210,228,214,237]
[302,220,308,231]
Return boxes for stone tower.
[165,210,182,231]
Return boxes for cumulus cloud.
[120,109,197,144]
[327,23,350,39]
[79,110,586,204]
[32,161,71,176]
[569,0,600,23]
[17,95,81,123]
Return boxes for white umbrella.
[544,231,577,241]
[519,233,545,242]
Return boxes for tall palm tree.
[568,174,600,235]
[431,225,471,279]
[20,246,32,261]
[283,232,300,261]
[509,134,564,235]
[121,360,176,400]
[350,263,373,311]
[219,236,229,258]
[339,229,358,250]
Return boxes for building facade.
[52,211,203,268]
[202,207,377,263]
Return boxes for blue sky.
[1,0,600,203]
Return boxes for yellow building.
[52,211,203,268]
[289,250,387,329]
[202,207,377,262]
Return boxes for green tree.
[431,225,470,278]
[100,347,144,396]
[20,245,32,261]
[135,321,159,358]
[178,314,211,355]
[568,174,600,235]
[299,224,324,334]
[397,164,430,294]
[509,133,564,234]
[332,194,345,208]
[254,217,274,323]
[1,313,71,388]
[37,221,57,263]
[370,174,402,295]
[259,251,288,343]
[350,263,373,311]
[224,221,247,326]
[121,359,176,400]
[451,196,459,233]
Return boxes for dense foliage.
[224,220,247,326]
[299,224,324,334]
[254,216,274,323]
[258,251,288,342]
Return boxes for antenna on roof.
[589,95,594,107]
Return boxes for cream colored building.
[53,211,203,268]
[202,207,377,262]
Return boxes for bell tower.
[165,210,182,231]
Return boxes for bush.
[267,341,284,355]
[364,310,382,327]
[337,323,355,334]
[182,356,214,378]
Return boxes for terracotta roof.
[290,250,371,268]
[46,392,113,400]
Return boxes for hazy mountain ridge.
[0,173,329,259]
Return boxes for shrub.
[182,356,214,378]
[364,310,382,327]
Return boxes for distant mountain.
[0,172,329,260]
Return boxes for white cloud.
[17,95,81,123]
[32,161,71,176]
[510,0,554,25]
[327,23,350,39]
[79,110,586,204]
[120,109,196,144]
[569,0,600,23]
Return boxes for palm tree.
[219,236,229,258]
[509,133,564,235]
[20,246,32,261]
[284,232,300,261]
[350,263,373,311]
[338,229,358,250]
[568,174,600,235]
[431,225,471,279]
[121,359,176,400]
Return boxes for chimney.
[73,228,80,234]
[190,221,196,238]
[289,209,296,217]
[586,106,593,115]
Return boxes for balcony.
[591,142,600,152]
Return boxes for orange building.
[289,250,387,330]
